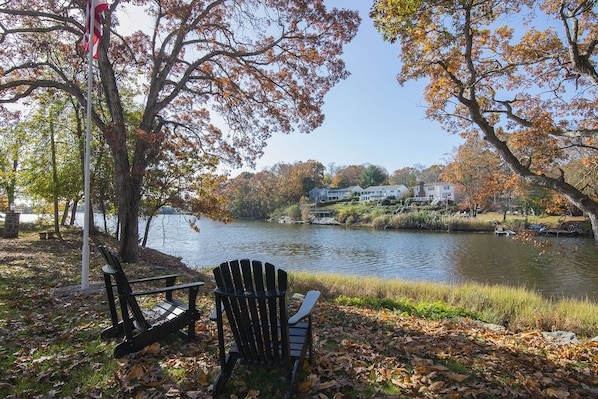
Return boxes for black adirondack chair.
[99,245,204,358]
[212,259,320,399]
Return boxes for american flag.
[82,0,109,59]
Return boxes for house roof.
[362,184,408,191]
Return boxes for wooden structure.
[99,246,204,358]
[212,259,320,398]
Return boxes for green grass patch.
[334,295,480,320]
[438,358,469,375]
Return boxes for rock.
[455,317,507,332]
[292,293,305,300]
[310,217,341,225]
[542,331,579,345]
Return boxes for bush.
[337,206,360,224]
[286,204,302,220]
[371,214,391,228]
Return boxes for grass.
[289,272,598,337]
[2,226,598,398]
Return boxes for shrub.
[286,204,302,220]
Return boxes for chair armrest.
[288,290,320,325]
[128,274,179,284]
[126,281,205,297]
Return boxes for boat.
[495,229,516,236]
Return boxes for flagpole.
[82,0,96,290]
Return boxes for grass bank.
[1,227,598,398]
[325,203,592,234]
[289,272,598,337]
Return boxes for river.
[133,215,598,302]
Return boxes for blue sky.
[236,0,463,175]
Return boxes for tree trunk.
[98,40,147,263]
[587,210,598,247]
[117,173,143,263]
[50,118,62,240]
[61,201,69,226]
[70,199,78,225]
[141,214,154,247]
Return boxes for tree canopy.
[0,0,360,261]
[372,0,598,244]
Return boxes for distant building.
[359,185,409,202]
[308,186,363,202]
[411,181,456,205]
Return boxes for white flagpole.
[82,0,96,290]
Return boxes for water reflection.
[139,216,598,301]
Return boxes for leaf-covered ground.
[1,229,597,398]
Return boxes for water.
[136,215,598,302]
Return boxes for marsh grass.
[371,211,495,231]
[289,272,598,337]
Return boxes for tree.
[418,164,445,185]
[273,160,325,204]
[139,135,229,246]
[359,164,388,188]
[372,0,598,245]
[220,170,278,219]
[0,114,25,210]
[17,94,87,236]
[389,166,419,187]
[331,164,365,188]
[0,0,360,262]
[323,162,339,186]
[441,136,517,217]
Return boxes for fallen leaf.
[544,387,570,398]
[428,380,445,391]
[318,380,338,390]
[447,372,469,382]
[140,342,161,355]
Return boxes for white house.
[359,185,409,202]
[412,181,456,204]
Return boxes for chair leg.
[213,352,238,398]
[187,287,200,340]
[286,358,302,399]
[100,322,124,338]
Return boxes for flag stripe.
[82,0,109,59]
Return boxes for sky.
[230,0,464,176]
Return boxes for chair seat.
[134,299,188,330]
[232,322,310,366]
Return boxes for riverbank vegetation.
[217,162,594,238]
[289,272,598,338]
[2,228,598,398]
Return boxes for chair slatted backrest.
[214,259,290,366]
[99,246,151,331]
